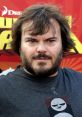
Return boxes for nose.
[36,43,47,53]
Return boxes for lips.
[34,57,50,60]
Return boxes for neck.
[23,67,58,78]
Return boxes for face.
[20,19,62,77]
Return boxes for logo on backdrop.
[0,6,21,16]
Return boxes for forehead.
[22,19,61,35]
[22,20,33,32]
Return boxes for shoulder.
[0,70,15,86]
[0,66,27,87]
[0,67,22,85]
[62,68,82,78]
[60,68,82,85]
[0,67,22,96]
[58,68,82,92]
[0,68,14,76]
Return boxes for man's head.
[11,4,76,77]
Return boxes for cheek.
[50,46,62,59]
[21,44,34,57]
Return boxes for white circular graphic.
[51,98,67,111]
[54,112,73,117]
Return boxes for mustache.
[32,54,51,59]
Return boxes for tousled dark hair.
[11,4,78,55]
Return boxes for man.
[0,4,82,117]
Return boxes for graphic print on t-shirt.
[51,98,67,111]
[45,97,74,117]
[53,112,73,117]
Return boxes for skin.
[20,19,63,77]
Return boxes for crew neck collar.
[20,66,59,83]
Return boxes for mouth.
[33,57,51,61]
[35,57,50,60]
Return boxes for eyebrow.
[25,36,56,40]
[24,37,37,41]
[46,37,57,40]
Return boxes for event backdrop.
[0,0,82,72]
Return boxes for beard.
[20,51,62,78]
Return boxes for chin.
[34,67,52,74]
[34,66,51,71]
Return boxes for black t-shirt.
[0,67,82,117]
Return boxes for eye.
[48,39,55,42]
[46,38,56,43]
[60,103,65,106]
[29,39,37,43]
[25,38,38,43]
